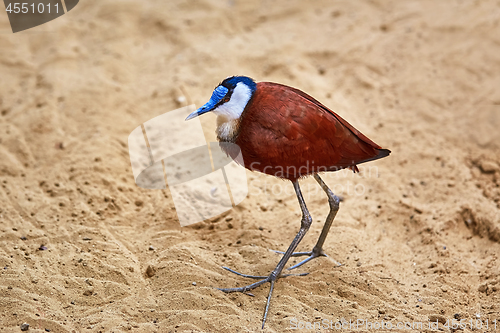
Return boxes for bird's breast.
[216,116,240,143]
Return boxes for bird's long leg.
[275,173,341,270]
[218,180,312,328]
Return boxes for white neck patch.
[213,82,254,142]
[212,82,253,121]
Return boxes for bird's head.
[185,76,257,121]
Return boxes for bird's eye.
[223,97,230,103]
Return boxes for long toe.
[271,249,315,257]
[221,266,310,281]
[285,248,336,270]
[218,277,271,294]
[222,266,268,279]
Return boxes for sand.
[1,0,499,332]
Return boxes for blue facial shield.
[185,85,229,120]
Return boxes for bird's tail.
[348,148,391,173]
[359,148,391,165]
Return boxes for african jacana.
[186,76,390,328]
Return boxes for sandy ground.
[1,0,500,332]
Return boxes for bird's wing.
[263,82,383,150]
[240,82,384,170]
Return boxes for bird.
[185,76,390,328]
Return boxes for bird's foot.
[218,266,309,328]
[271,247,340,270]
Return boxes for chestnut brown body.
[222,82,390,181]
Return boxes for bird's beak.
[185,102,214,121]
[185,85,228,121]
